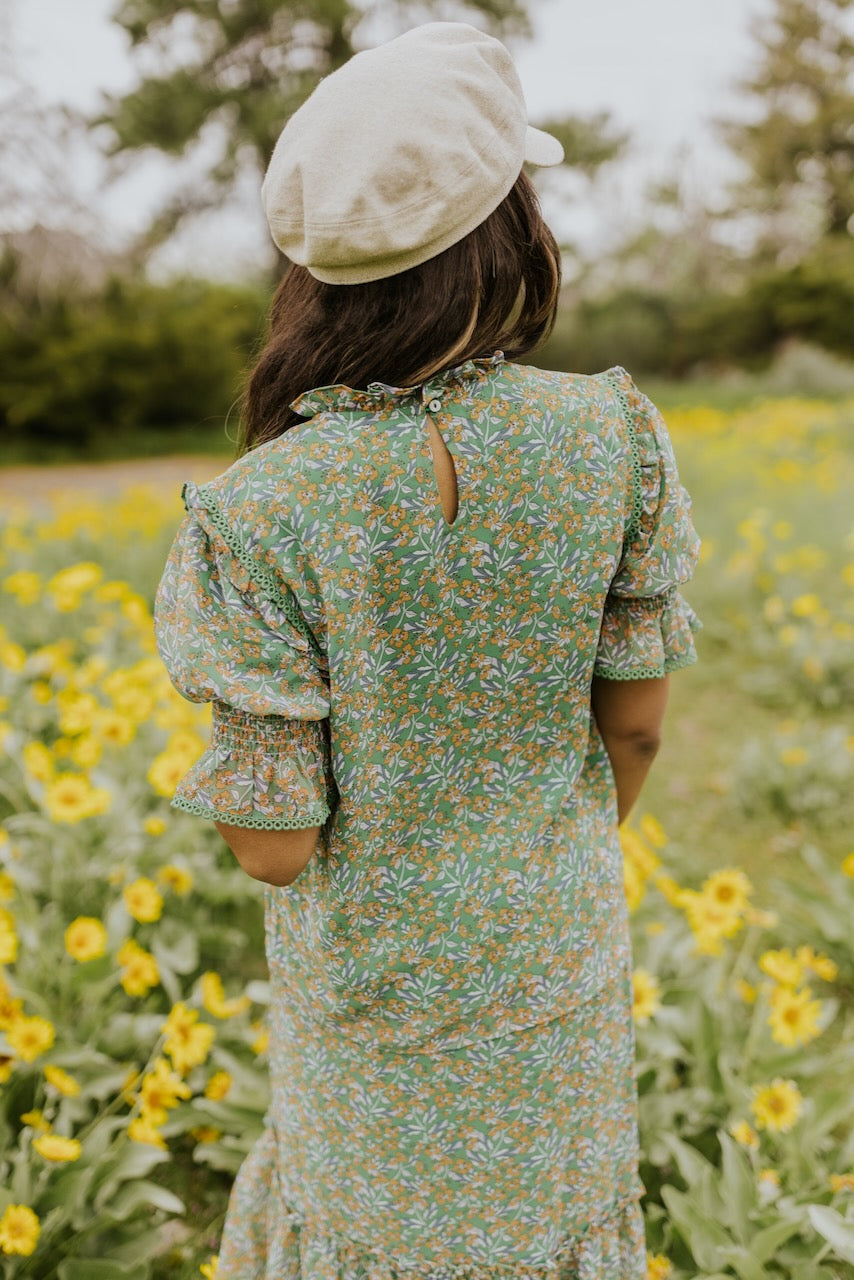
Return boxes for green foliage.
[93,0,534,255]
[535,235,854,377]
[0,268,267,450]
[714,0,854,253]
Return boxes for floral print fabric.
[153,354,703,1278]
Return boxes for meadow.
[0,391,852,1279]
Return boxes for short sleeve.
[593,367,703,680]
[153,481,337,829]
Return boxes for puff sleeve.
[153,480,337,829]
[593,367,703,680]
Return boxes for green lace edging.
[592,650,699,681]
[170,793,331,829]
[182,480,326,665]
[604,370,644,547]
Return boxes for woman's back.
[156,353,702,1057]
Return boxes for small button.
[427,398,442,413]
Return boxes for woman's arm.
[214,821,322,886]
[590,675,670,825]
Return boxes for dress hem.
[216,1124,648,1280]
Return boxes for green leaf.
[717,1245,770,1280]
[102,1178,185,1221]
[91,1137,170,1210]
[659,1132,715,1185]
[718,1131,755,1241]
[749,1215,805,1264]
[661,1184,734,1271]
[807,1205,854,1264]
[58,1260,143,1280]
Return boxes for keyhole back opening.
[425,416,459,528]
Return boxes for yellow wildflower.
[622,857,645,912]
[201,972,251,1020]
[128,1115,168,1149]
[653,873,687,907]
[0,641,26,671]
[701,868,752,916]
[19,1110,50,1131]
[759,947,804,987]
[204,1070,233,1101]
[44,1065,80,1097]
[729,1120,759,1149]
[734,979,757,1004]
[158,864,194,895]
[0,1204,41,1256]
[646,1255,672,1280]
[147,751,195,798]
[791,593,821,617]
[22,741,54,783]
[44,773,111,823]
[199,1256,219,1279]
[0,870,16,902]
[843,852,854,878]
[137,1055,192,1124]
[631,969,661,1024]
[751,1078,803,1132]
[0,908,18,965]
[47,563,103,597]
[144,815,167,837]
[6,1016,55,1063]
[796,945,838,983]
[32,1134,82,1162]
[92,710,135,748]
[767,985,823,1048]
[117,939,160,997]
[123,877,163,923]
[64,916,108,962]
[829,1173,854,1193]
[250,1021,269,1055]
[190,1126,222,1144]
[638,813,667,848]
[2,570,42,604]
[162,1003,216,1074]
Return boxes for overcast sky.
[7,0,772,278]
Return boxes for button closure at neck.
[290,350,505,417]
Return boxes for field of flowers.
[0,393,852,1279]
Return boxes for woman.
[154,21,703,1279]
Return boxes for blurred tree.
[713,0,854,267]
[92,0,627,274]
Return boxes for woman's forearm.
[599,734,661,825]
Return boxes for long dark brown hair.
[237,168,561,455]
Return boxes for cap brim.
[524,125,564,167]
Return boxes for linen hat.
[260,22,564,285]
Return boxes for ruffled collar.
[290,350,506,418]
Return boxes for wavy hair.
[237,168,561,455]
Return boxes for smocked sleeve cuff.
[170,701,335,829]
[593,586,703,680]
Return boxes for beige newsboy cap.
[261,21,564,285]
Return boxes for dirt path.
[0,455,231,513]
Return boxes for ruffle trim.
[290,350,506,417]
[169,701,335,828]
[593,585,703,681]
[603,369,644,546]
[215,1126,648,1280]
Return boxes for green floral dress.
[154,353,702,1280]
